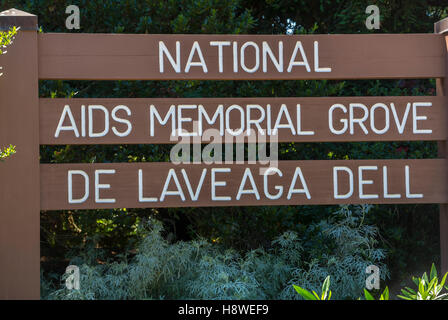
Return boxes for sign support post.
[0,9,40,299]
[436,17,448,274]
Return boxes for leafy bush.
[0,144,16,161]
[398,263,448,300]
[0,26,18,76]
[0,28,18,161]
[281,205,387,300]
[43,205,386,300]
[0,26,17,54]
[294,263,448,300]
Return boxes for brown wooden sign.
[40,96,446,144]
[2,8,448,299]
[38,33,446,80]
[40,159,447,210]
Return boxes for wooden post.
[0,9,40,299]
[435,17,448,274]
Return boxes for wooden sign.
[40,96,446,144]
[2,8,448,299]
[40,159,447,210]
[38,34,445,80]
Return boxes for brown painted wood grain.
[38,33,446,80]
[40,159,447,210]
[39,96,447,144]
[0,28,40,298]
[436,28,448,274]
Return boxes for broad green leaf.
[422,272,429,284]
[364,289,374,300]
[322,276,330,293]
[430,263,438,281]
[321,276,331,300]
[428,277,437,290]
[417,291,424,300]
[439,272,448,287]
[293,285,317,300]
[412,277,420,287]
[418,279,425,295]
[380,287,389,300]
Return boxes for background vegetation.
[0,27,18,160]
[1,0,447,299]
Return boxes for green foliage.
[43,205,386,300]
[281,205,387,300]
[245,0,447,34]
[293,276,332,300]
[0,26,17,55]
[295,263,448,300]
[364,286,389,300]
[0,144,16,161]
[0,26,18,76]
[45,218,268,299]
[379,287,389,300]
[397,263,448,300]
[0,28,19,163]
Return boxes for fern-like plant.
[282,205,388,300]
[44,205,387,300]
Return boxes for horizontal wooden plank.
[40,159,448,210]
[40,97,446,144]
[435,17,448,34]
[38,33,446,80]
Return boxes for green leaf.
[322,276,330,291]
[0,144,16,161]
[321,276,331,299]
[422,272,429,284]
[412,277,420,287]
[293,285,317,300]
[430,263,438,281]
[403,287,416,295]
[439,272,448,287]
[399,287,416,300]
[364,289,375,300]
[380,287,389,300]
[418,278,425,296]
[428,277,437,291]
